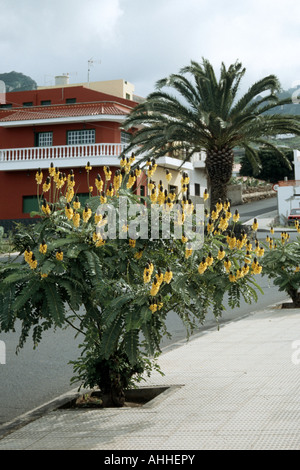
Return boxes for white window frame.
[37,132,53,147]
[67,129,95,145]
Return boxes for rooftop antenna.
[87,57,101,84]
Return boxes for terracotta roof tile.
[0,102,130,122]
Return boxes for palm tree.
[122,58,300,208]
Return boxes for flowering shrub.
[261,222,300,307]
[0,158,264,405]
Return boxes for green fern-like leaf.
[42,280,65,326]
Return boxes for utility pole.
[87,58,101,84]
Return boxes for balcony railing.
[0,143,128,164]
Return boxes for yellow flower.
[100,192,107,204]
[252,218,258,231]
[113,170,122,191]
[39,241,47,255]
[295,266,300,273]
[48,163,56,177]
[149,300,158,313]
[95,238,106,247]
[42,177,51,193]
[65,203,74,220]
[218,215,228,232]
[73,212,80,228]
[143,269,151,284]
[185,244,193,259]
[73,197,81,210]
[156,270,164,285]
[95,174,104,192]
[56,249,63,261]
[127,171,136,189]
[229,272,236,283]
[29,254,37,270]
[24,248,33,263]
[224,257,232,273]
[150,278,160,296]
[135,166,142,178]
[203,189,209,201]
[225,210,232,220]
[120,157,126,168]
[166,170,172,182]
[206,252,213,266]
[104,166,112,181]
[106,183,114,197]
[251,258,262,274]
[41,200,51,216]
[244,250,252,264]
[211,209,218,220]
[66,188,74,203]
[181,233,188,244]
[217,246,225,260]
[35,169,43,185]
[129,153,135,164]
[67,175,75,188]
[198,258,208,275]
[85,162,92,172]
[242,263,250,276]
[228,235,236,250]
[129,239,136,248]
[270,227,274,234]
[89,186,93,194]
[134,250,143,260]
[40,273,48,279]
[83,205,92,223]
[216,200,223,213]
[164,268,173,284]
[233,210,240,223]
[150,189,157,203]
[207,218,214,233]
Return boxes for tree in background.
[240,148,294,183]
[122,58,300,208]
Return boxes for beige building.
[38,76,136,101]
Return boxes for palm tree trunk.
[206,147,234,209]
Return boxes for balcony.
[0,143,130,171]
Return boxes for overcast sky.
[1,0,300,98]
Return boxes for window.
[126,93,131,100]
[41,100,51,106]
[66,98,76,104]
[23,102,33,107]
[195,183,200,196]
[121,131,131,145]
[35,132,53,147]
[0,103,12,108]
[67,129,95,145]
[23,196,39,214]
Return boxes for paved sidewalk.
[0,302,300,450]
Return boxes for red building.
[0,85,143,230]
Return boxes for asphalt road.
[0,197,292,427]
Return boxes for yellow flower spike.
[24,247,33,263]
[73,196,81,210]
[252,218,258,232]
[65,203,74,220]
[106,183,114,197]
[35,168,43,185]
[42,176,51,193]
[135,166,142,178]
[150,189,157,204]
[143,269,151,284]
[85,161,92,172]
[233,210,240,223]
[242,263,250,276]
[270,227,274,234]
[95,174,104,192]
[211,208,218,221]
[216,199,223,213]
[181,232,188,244]
[246,240,252,251]
[229,272,236,283]
[225,210,232,220]
[217,246,225,260]
[203,189,209,201]
[39,241,47,255]
[103,166,112,181]
[134,250,143,260]
[129,153,135,164]
[29,254,38,270]
[228,234,236,250]
[164,267,173,284]
[218,214,229,232]
[67,175,75,188]
[155,269,164,285]
[198,258,208,275]
[40,273,48,279]
[48,163,56,178]
[95,238,106,247]
[41,199,51,216]
[295,266,300,273]
[224,257,232,273]
[206,252,213,266]
[126,170,136,189]
[100,192,107,204]
[244,250,252,264]
[56,249,63,261]
[166,170,172,182]
[83,205,92,223]
[129,239,136,248]
[207,218,214,233]
[149,299,158,313]
[185,243,193,259]
[223,199,230,211]
[73,212,80,228]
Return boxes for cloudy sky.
[1,0,300,98]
